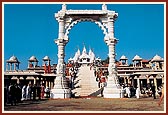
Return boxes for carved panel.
[64,18,108,39]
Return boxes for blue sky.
[4,3,164,69]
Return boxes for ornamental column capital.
[105,38,118,45]
[55,11,66,22]
[107,11,118,21]
[54,38,68,46]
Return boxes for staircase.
[72,65,101,97]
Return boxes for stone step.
[72,65,101,97]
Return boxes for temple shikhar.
[68,46,101,64]
[4,4,164,98]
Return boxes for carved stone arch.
[64,18,108,41]
[52,4,121,99]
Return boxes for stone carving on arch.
[55,4,119,75]
[55,4,118,44]
[64,18,108,41]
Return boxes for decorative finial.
[82,42,85,47]
[102,4,107,10]
[62,4,67,11]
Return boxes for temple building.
[4,53,164,98]
[6,55,20,71]
[68,46,101,65]
[4,55,57,90]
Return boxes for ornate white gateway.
[50,4,123,98]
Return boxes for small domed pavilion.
[6,55,20,71]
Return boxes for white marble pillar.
[147,75,150,84]
[137,75,140,90]
[56,44,65,75]
[126,60,128,65]
[103,15,122,98]
[46,80,48,87]
[33,62,35,68]
[14,63,16,71]
[108,42,116,76]
[50,18,71,99]
[34,77,36,85]
[104,40,121,98]
[103,41,123,98]
[6,63,8,71]
[9,63,12,71]
[107,17,115,76]
[140,61,142,67]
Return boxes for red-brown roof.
[142,59,149,63]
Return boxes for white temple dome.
[7,55,20,63]
[68,46,98,64]
[132,55,142,61]
[151,54,163,62]
[9,56,18,61]
[29,56,38,62]
[120,55,128,60]
[79,53,90,59]
[43,56,50,61]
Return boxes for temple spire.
[77,48,80,55]
[82,45,87,54]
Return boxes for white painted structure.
[119,55,128,66]
[132,55,143,67]
[68,46,100,64]
[51,4,121,98]
[28,56,39,68]
[151,54,164,70]
[6,55,20,71]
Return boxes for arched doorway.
[65,21,107,63]
[50,4,122,98]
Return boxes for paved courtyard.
[3,97,164,112]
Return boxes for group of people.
[5,83,22,106]
[122,84,137,98]
[94,68,107,97]
[94,68,107,88]
[4,83,50,106]
[68,66,79,89]
[122,83,164,101]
